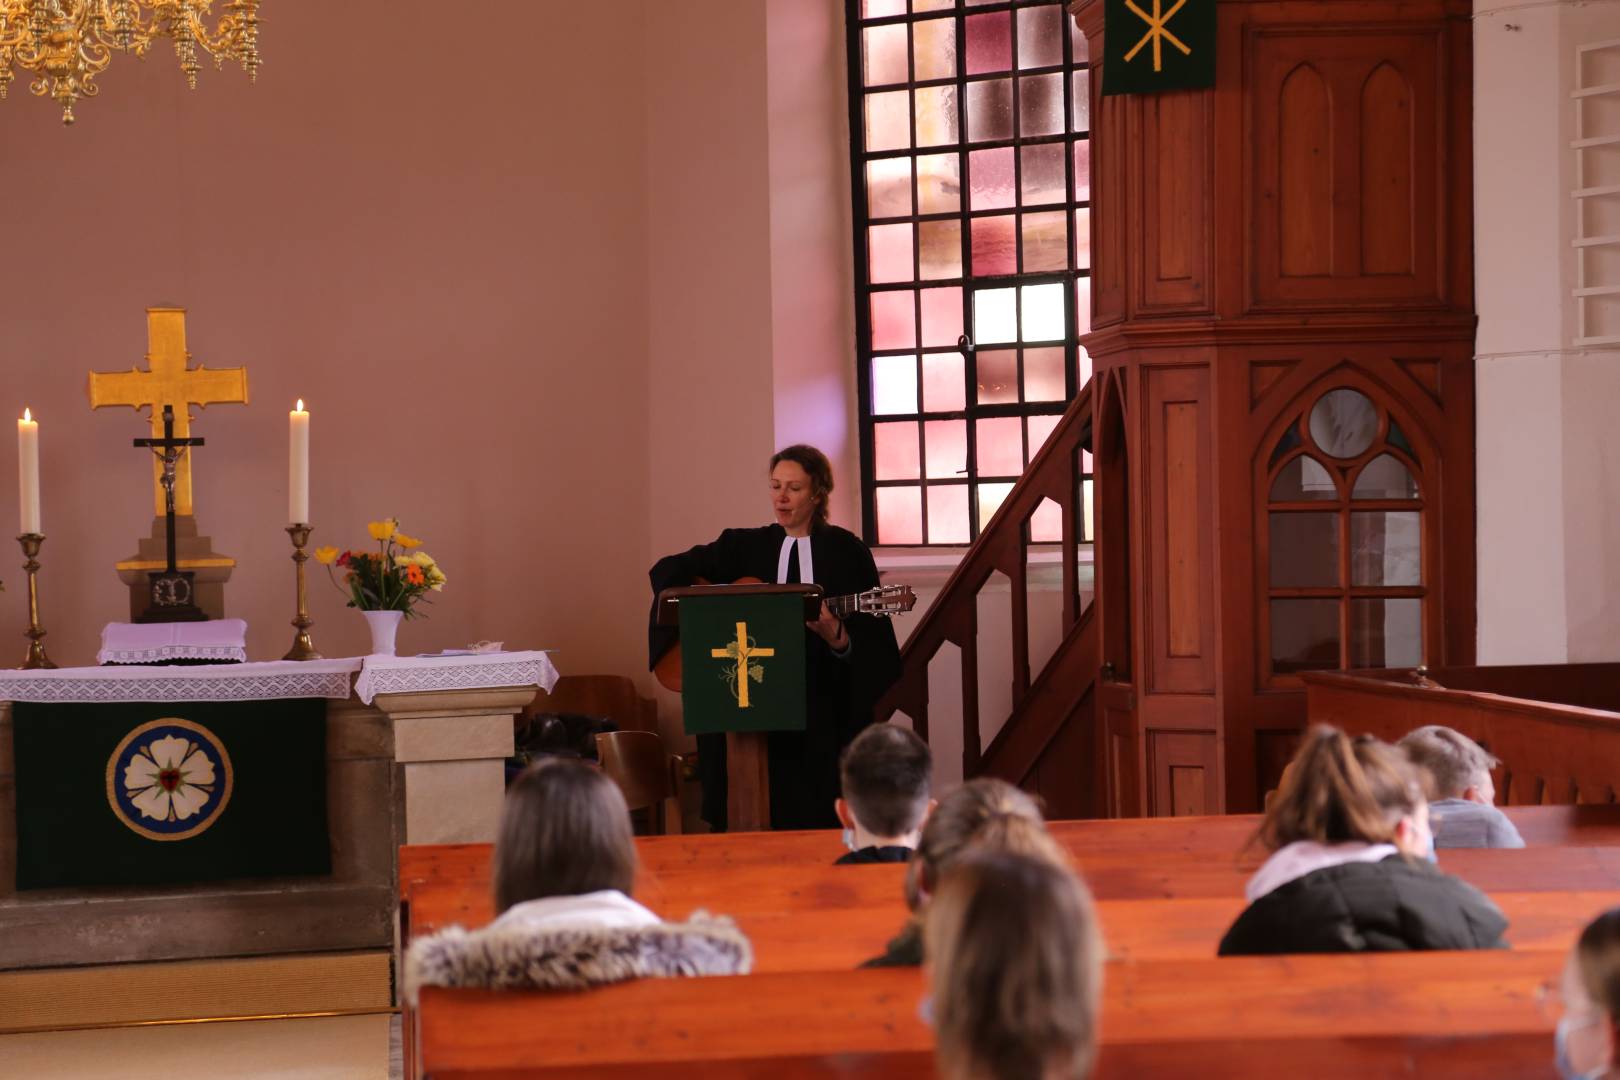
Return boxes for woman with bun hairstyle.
[1219,725,1508,955]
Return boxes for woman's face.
[771,460,818,536]
[1557,952,1613,1078]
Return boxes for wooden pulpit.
[656,583,822,831]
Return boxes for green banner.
[1101,0,1215,96]
[13,698,329,890]
[679,594,807,736]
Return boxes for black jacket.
[861,920,923,967]
[1218,854,1510,956]
[835,845,913,866]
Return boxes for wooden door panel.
[1249,27,1445,309]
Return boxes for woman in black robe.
[648,445,902,832]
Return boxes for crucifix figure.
[712,621,775,709]
[131,405,208,623]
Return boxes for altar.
[0,651,556,983]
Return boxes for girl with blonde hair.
[925,850,1103,1080]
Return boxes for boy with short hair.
[835,722,935,864]
[1398,724,1525,849]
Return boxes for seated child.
[835,722,935,864]
[925,850,1103,1080]
[1551,906,1620,1079]
[864,777,1069,967]
[1397,724,1525,849]
[1219,725,1508,956]
[405,758,750,998]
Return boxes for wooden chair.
[596,730,683,835]
[524,674,657,733]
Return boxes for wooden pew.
[404,845,1620,936]
[412,951,1562,1079]
[398,804,1620,900]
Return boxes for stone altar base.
[0,685,532,978]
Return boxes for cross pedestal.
[114,516,235,621]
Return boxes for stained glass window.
[849,0,1092,546]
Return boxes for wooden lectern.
[656,582,822,831]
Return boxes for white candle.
[289,399,310,525]
[17,408,39,535]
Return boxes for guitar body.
[652,576,915,693]
[653,577,756,692]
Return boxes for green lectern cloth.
[1101,0,1216,96]
[13,698,330,890]
[678,593,807,736]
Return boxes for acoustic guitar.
[653,576,916,692]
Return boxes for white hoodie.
[489,889,660,932]
[1244,841,1400,902]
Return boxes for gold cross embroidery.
[88,308,249,517]
[712,621,775,708]
[1123,0,1191,73]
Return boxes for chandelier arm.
[0,0,259,122]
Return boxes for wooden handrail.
[878,381,1096,783]
[1304,667,1620,806]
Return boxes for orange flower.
[404,564,426,586]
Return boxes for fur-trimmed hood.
[404,911,752,1002]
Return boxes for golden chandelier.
[0,1,259,125]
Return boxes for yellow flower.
[396,532,422,549]
[313,545,339,565]
[367,519,398,542]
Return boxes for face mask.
[841,828,857,852]
[1407,814,1437,864]
[1556,1013,1608,1080]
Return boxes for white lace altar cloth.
[351,650,558,706]
[0,658,362,704]
[0,651,558,706]
[97,619,250,666]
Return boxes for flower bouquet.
[315,519,446,618]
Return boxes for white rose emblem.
[123,733,218,822]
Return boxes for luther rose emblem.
[106,718,235,841]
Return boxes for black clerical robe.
[648,523,902,831]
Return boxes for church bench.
[397,803,1620,901]
[403,845,1620,940]
[410,951,1561,1079]
[405,868,1619,969]
[1306,666,1620,806]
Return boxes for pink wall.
[0,2,652,672]
[767,0,861,530]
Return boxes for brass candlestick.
[283,523,322,661]
[17,533,56,670]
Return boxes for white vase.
[362,609,404,656]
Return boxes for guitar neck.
[825,592,865,617]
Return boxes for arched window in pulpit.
[1263,386,1425,685]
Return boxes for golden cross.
[1123,0,1191,73]
[711,621,775,709]
[88,308,249,518]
